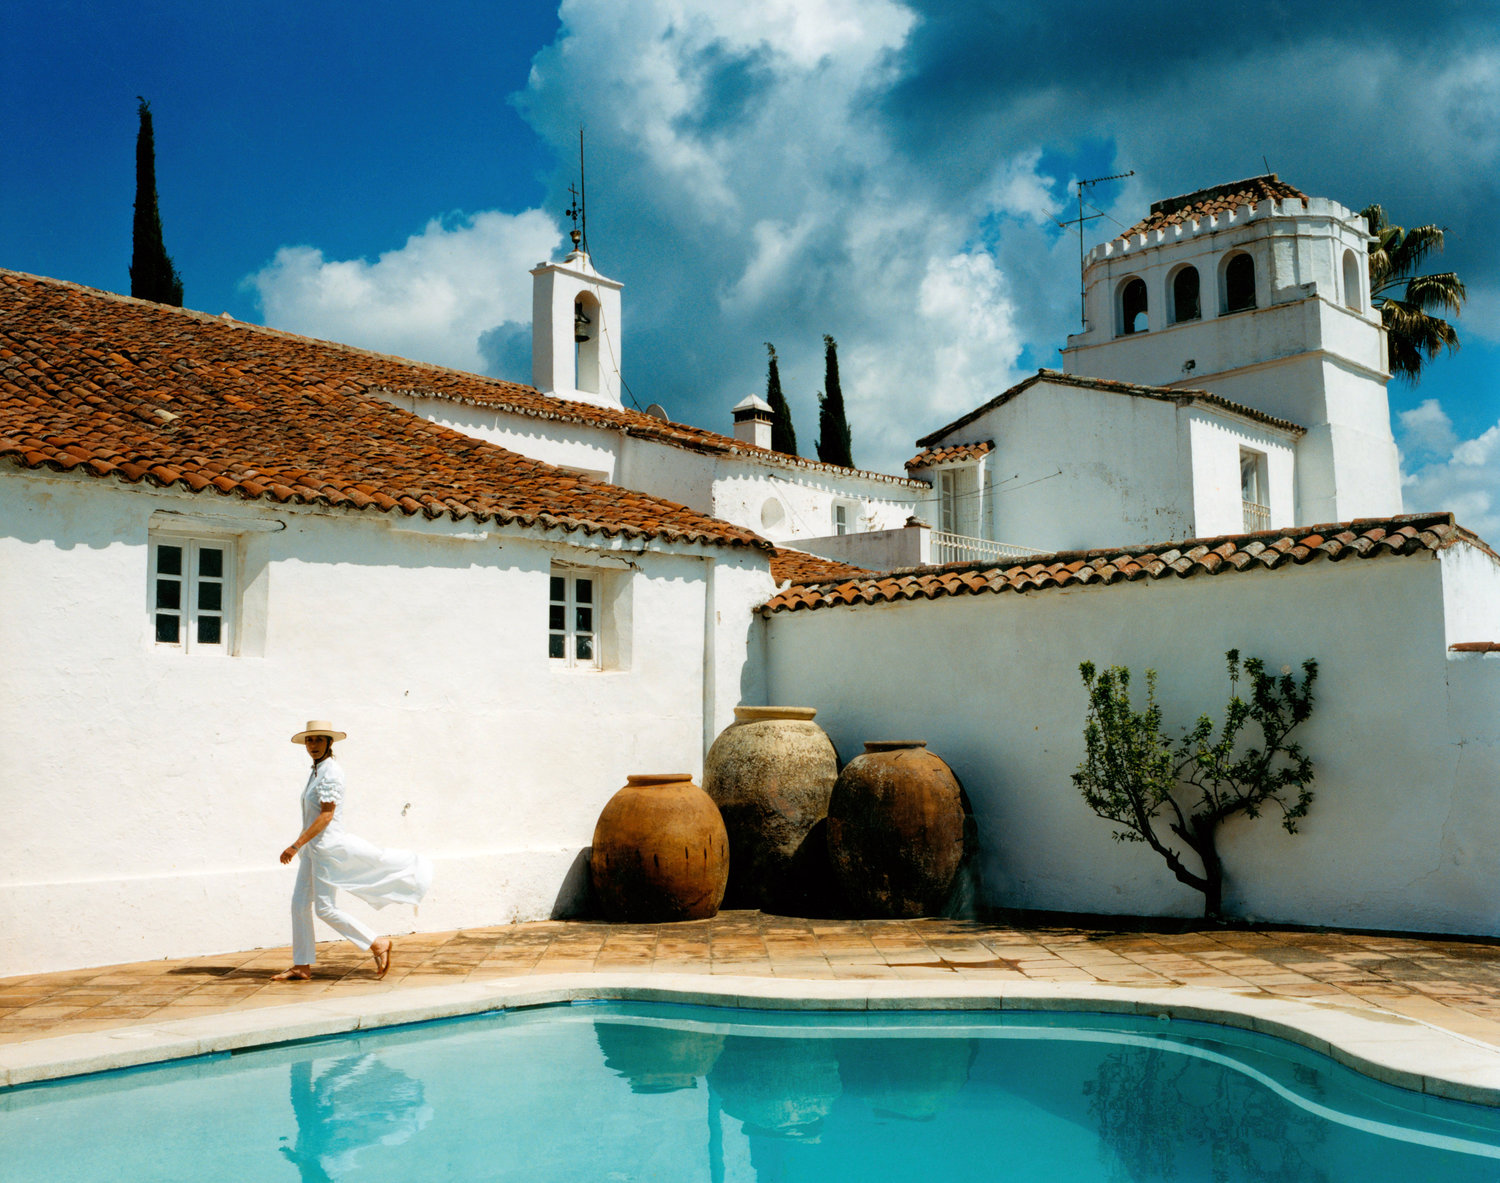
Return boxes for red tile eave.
[377,387,925,490]
[0,270,774,555]
[760,513,1484,614]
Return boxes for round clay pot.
[590,774,729,922]
[703,706,838,913]
[595,1021,725,1094]
[709,1036,842,1141]
[826,742,967,918]
[837,1037,978,1121]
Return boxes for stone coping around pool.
[3,975,1498,1107]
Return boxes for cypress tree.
[764,342,798,455]
[130,98,184,306]
[816,334,854,468]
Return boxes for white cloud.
[1397,399,1460,462]
[511,0,1045,470]
[1400,402,1500,542]
[244,210,561,375]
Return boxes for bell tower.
[1060,176,1401,525]
[531,228,623,410]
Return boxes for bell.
[574,306,593,343]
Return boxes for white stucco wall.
[924,381,1238,553]
[763,545,1500,935]
[0,470,772,975]
[1185,412,1297,536]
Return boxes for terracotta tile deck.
[5,913,1500,1050]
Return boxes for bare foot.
[271,966,312,982]
[372,939,392,979]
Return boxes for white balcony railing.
[1242,500,1271,532]
[931,531,1041,565]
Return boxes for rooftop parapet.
[1085,194,1368,266]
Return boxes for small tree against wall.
[764,342,798,456]
[1072,651,1317,918]
[130,98,184,307]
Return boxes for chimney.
[732,394,774,449]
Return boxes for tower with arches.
[1060,176,1400,526]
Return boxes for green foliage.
[1361,203,1465,383]
[815,334,854,468]
[130,98,184,307]
[1072,651,1318,917]
[764,342,797,455]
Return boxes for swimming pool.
[3,1002,1498,1181]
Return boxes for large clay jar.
[591,774,729,922]
[826,742,967,918]
[703,706,839,913]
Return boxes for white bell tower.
[1060,177,1401,525]
[531,230,623,410]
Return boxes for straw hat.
[291,720,347,744]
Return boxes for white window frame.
[150,535,234,653]
[1240,448,1270,532]
[832,502,851,536]
[549,566,601,669]
[936,466,981,538]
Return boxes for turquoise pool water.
[3,1003,1498,1181]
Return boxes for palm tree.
[1360,204,1465,382]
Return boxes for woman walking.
[273,721,432,982]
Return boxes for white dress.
[301,758,432,909]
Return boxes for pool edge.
[2,974,1498,1105]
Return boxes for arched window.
[1171,266,1201,324]
[573,293,601,393]
[1342,250,1361,311]
[1224,253,1256,314]
[1120,277,1148,335]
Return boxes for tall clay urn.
[703,706,839,913]
[826,742,966,918]
[591,774,729,922]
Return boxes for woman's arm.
[280,801,337,865]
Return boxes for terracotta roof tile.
[1117,174,1310,241]
[905,441,993,472]
[917,369,1303,449]
[768,547,870,585]
[0,271,769,553]
[761,514,1481,614]
[376,386,924,489]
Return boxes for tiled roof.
[0,271,770,552]
[762,514,1478,614]
[906,441,993,472]
[1118,174,1309,241]
[768,547,870,586]
[916,369,1303,449]
[382,379,925,489]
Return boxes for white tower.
[1060,176,1400,525]
[531,231,623,410]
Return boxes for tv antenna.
[562,128,589,256]
[1058,170,1134,329]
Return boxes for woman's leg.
[311,871,379,953]
[274,856,318,980]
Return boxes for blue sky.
[5,1,1499,530]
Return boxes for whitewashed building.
[5,173,1500,977]
[0,270,787,975]
[377,240,929,567]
